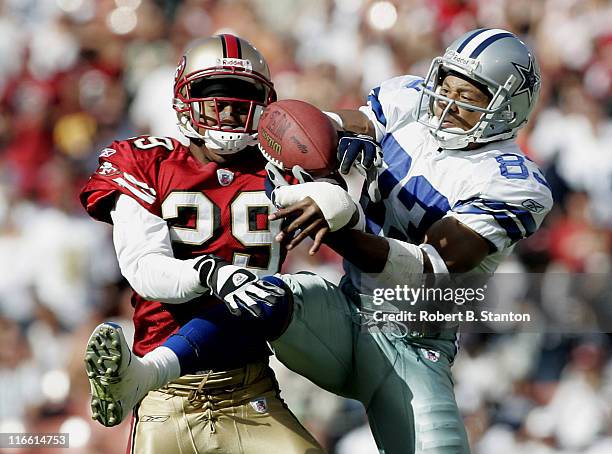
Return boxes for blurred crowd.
[1,0,612,452]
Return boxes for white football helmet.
[173,34,276,154]
[417,28,541,150]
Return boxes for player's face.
[195,100,254,164]
[433,75,490,130]
[202,100,250,129]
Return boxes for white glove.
[272,182,356,232]
[194,255,285,317]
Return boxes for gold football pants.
[128,361,324,454]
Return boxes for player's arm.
[111,194,207,303]
[80,140,207,303]
[422,217,491,272]
[323,218,489,275]
[326,109,376,137]
[327,180,552,277]
[272,192,488,274]
[325,110,382,176]
[327,75,424,140]
[112,194,285,316]
[326,76,424,174]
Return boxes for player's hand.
[194,255,285,317]
[269,197,330,255]
[337,134,383,175]
[270,182,357,254]
[273,182,355,229]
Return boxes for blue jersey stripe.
[469,32,514,58]
[365,219,383,235]
[533,171,551,190]
[396,176,450,242]
[381,134,412,178]
[454,198,538,239]
[456,28,489,53]
[377,134,412,199]
[456,204,523,242]
[361,191,385,235]
[404,78,424,91]
[368,87,386,126]
[402,177,451,214]
[477,200,537,236]
[378,169,400,200]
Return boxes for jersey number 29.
[161,191,281,275]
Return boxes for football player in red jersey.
[80,35,323,453]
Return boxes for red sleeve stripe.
[220,34,241,59]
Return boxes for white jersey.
[347,75,553,289]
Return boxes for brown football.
[257,100,338,177]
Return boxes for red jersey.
[80,135,284,356]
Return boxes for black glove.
[194,255,285,317]
[337,134,383,175]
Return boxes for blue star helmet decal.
[511,57,540,103]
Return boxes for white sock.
[141,346,181,388]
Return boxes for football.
[257,100,338,177]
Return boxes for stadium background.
[1,0,612,452]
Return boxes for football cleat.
[84,322,149,427]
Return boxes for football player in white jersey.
[90,28,552,453]
[259,29,552,453]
